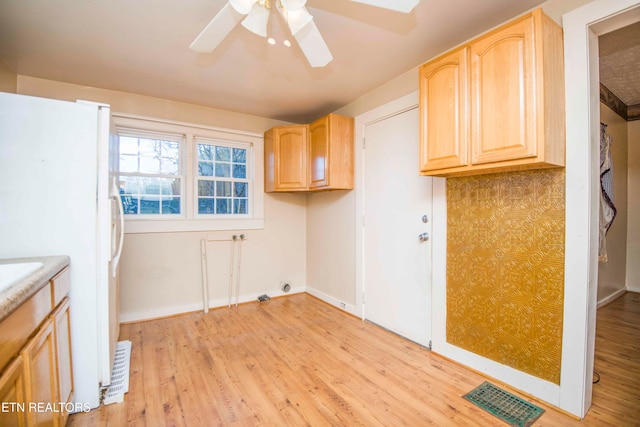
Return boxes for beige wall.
[17,76,307,321]
[597,103,629,301]
[0,61,17,93]
[17,76,290,132]
[306,191,356,306]
[120,193,307,321]
[627,119,640,292]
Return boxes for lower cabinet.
[0,356,27,427]
[52,298,73,426]
[22,318,59,427]
[0,266,73,427]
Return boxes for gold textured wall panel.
[446,169,565,384]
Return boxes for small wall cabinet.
[264,125,308,192]
[265,113,354,192]
[0,265,73,427]
[419,9,565,177]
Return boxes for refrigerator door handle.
[112,186,125,278]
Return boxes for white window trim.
[113,113,265,234]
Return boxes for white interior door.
[363,106,433,346]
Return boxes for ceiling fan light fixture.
[229,0,259,15]
[280,0,307,11]
[285,7,313,35]
[241,2,270,37]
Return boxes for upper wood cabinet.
[265,125,308,192]
[419,47,469,172]
[265,113,354,192]
[309,114,354,191]
[419,9,565,177]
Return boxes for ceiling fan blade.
[348,0,420,13]
[189,2,245,53]
[293,20,333,67]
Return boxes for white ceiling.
[599,21,640,107]
[0,0,548,123]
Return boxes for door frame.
[563,0,640,417]
[355,91,426,320]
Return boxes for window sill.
[124,218,265,234]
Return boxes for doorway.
[563,0,640,418]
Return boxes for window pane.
[216,181,231,197]
[163,142,180,159]
[161,158,179,175]
[234,182,247,197]
[161,198,180,214]
[120,154,139,173]
[198,161,213,177]
[140,156,161,174]
[160,178,181,196]
[121,195,138,214]
[198,198,215,214]
[198,181,215,197]
[140,177,161,195]
[215,146,231,162]
[232,148,246,163]
[120,176,140,195]
[232,164,246,179]
[140,199,160,214]
[139,139,160,156]
[120,137,139,155]
[215,163,230,177]
[234,199,248,214]
[216,198,231,214]
[198,144,213,161]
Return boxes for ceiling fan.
[189,0,420,68]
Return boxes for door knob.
[418,232,429,242]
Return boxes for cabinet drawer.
[51,266,70,308]
[0,282,52,373]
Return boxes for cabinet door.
[309,116,329,189]
[419,47,469,172]
[274,126,308,191]
[22,317,59,427]
[470,14,537,165]
[52,298,73,426]
[0,356,27,427]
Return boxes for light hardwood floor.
[68,292,639,426]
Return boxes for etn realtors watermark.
[1,401,91,414]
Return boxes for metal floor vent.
[463,382,545,427]
[104,340,132,405]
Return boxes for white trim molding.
[562,0,640,418]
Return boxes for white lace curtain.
[599,123,616,262]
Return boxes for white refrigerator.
[0,92,124,409]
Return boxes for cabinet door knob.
[418,232,429,242]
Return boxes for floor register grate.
[104,340,132,405]
[463,382,545,427]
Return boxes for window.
[119,134,183,216]
[196,140,250,215]
[113,114,265,233]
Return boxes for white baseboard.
[305,286,358,317]
[597,287,627,308]
[627,284,640,293]
[119,285,307,323]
